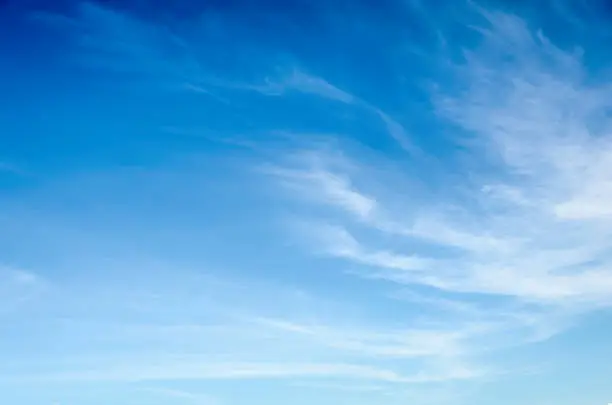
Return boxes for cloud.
[247,70,421,154]
[17,0,612,400]
[250,317,469,359]
[262,0,612,380]
[0,252,482,387]
[139,387,220,405]
[33,2,208,93]
[290,380,387,392]
[20,360,480,384]
[229,69,357,103]
[263,157,377,220]
[34,2,419,157]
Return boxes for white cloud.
[263,1,612,381]
[282,69,357,103]
[250,317,468,358]
[264,159,377,220]
[23,0,612,396]
[139,387,220,405]
[14,359,478,384]
[224,67,419,154]
[35,2,420,158]
[0,260,483,387]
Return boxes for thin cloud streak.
[6,360,480,384]
[37,2,419,156]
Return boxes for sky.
[1,0,612,404]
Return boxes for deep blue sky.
[2,1,612,404]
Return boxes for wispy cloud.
[262,0,612,381]
[138,387,220,405]
[250,316,470,358]
[36,361,462,383]
[14,0,612,403]
[221,69,357,104]
[0,270,484,385]
[35,2,419,155]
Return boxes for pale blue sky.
[2,0,612,404]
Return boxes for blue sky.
[2,0,612,404]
